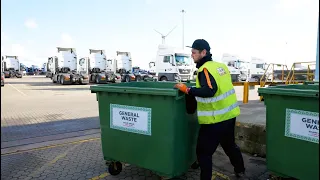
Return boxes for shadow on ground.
[1,116,100,148]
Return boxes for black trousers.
[196,118,245,180]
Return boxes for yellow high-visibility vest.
[195,61,240,124]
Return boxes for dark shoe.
[235,172,245,178]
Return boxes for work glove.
[174,83,190,94]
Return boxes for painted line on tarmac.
[1,137,100,156]
[89,172,110,180]
[7,83,27,96]
[89,164,130,180]
[212,171,230,180]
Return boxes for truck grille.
[179,75,190,80]
[179,69,191,74]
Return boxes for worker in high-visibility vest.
[174,39,246,180]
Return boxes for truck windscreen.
[175,54,192,66]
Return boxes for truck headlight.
[174,74,180,80]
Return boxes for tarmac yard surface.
[1,76,269,180]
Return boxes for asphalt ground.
[1,76,270,180]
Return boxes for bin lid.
[258,84,319,98]
[90,82,194,97]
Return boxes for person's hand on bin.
[174,83,190,94]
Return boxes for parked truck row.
[45,47,154,85]
[3,45,312,85]
[220,54,268,82]
[146,45,270,83]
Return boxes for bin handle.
[175,91,185,100]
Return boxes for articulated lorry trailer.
[2,55,22,78]
[50,47,89,85]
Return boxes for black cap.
[186,39,210,51]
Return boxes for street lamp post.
[181,10,186,49]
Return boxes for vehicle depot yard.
[2,76,270,180]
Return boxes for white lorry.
[234,59,250,81]
[2,55,22,78]
[151,44,195,82]
[86,49,116,84]
[221,53,242,82]
[114,51,136,82]
[148,61,156,76]
[1,58,4,86]
[46,59,54,78]
[50,47,89,85]
[248,57,268,82]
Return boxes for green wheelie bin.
[258,83,319,180]
[90,81,199,179]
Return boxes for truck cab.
[115,51,135,82]
[249,57,268,82]
[155,44,194,82]
[148,61,156,76]
[86,49,110,83]
[1,58,4,86]
[235,59,250,81]
[46,57,56,78]
[221,53,241,82]
[2,55,22,78]
[51,47,88,85]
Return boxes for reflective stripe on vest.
[197,101,239,117]
[195,88,235,103]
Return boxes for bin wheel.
[190,161,200,169]
[108,161,122,176]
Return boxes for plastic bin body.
[90,82,199,178]
[258,84,319,180]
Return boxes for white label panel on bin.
[110,104,152,136]
[285,108,319,144]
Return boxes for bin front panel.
[264,94,319,180]
[96,89,198,177]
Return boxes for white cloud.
[24,19,38,29]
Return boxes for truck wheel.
[95,76,100,84]
[253,76,260,82]
[136,76,142,81]
[125,76,130,82]
[160,76,167,81]
[80,78,87,85]
[60,76,65,85]
[108,162,122,176]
